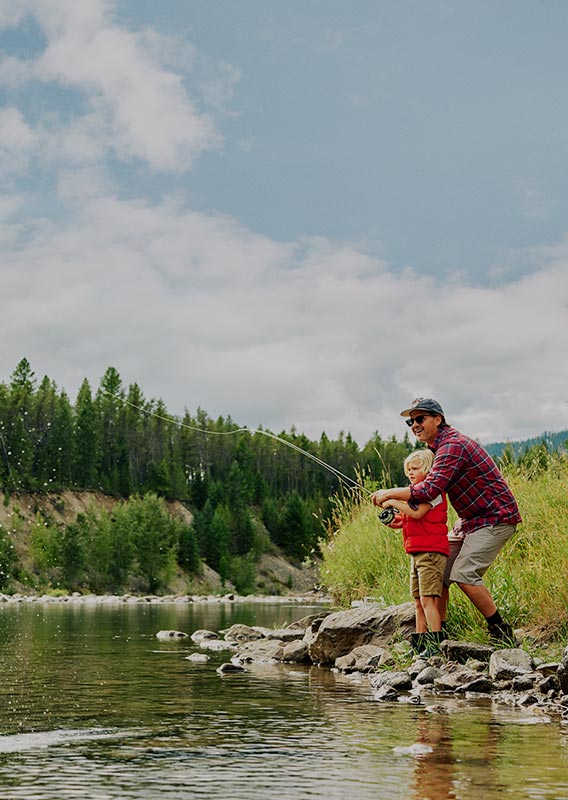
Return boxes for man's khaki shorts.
[410,552,447,598]
[444,524,517,586]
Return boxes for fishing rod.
[103,390,371,495]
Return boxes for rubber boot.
[410,632,425,654]
[418,630,444,658]
[488,620,516,646]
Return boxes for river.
[0,600,567,799]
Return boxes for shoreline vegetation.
[321,446,568,649]
[1,359,567,655]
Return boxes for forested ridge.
[0,359,414,595]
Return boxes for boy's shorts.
[443,524,517,586]
[410,552,447,598]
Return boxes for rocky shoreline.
[0,591,332,606]
[164,601,568,726]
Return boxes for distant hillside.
[485,429,568,459]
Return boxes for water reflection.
[0,603,567,799]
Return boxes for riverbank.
[185,601,568,726]
[0,590,333,606]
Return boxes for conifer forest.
[0,359,416,595]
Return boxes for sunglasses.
[405,414,432,427]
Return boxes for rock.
[198,639,237,652]
[369,670,413,691]
[407,658,429,679]
[216,662,245,674]
[415,666,443,685]
[557,647,568,694]
[222,624,265,643]
[190,629,218,643]
[489,649,534,681]
[185,653,210,663]
[307,602,415,665]
[372,684,400,702]
[237,639,286,662]
[267,628,306,642]
[512,673,538,691]
[535,662,560,677]
[434,668,480,692]
[465,659,489,673]
[454,676,492,694]
[282,640,310,663]
[155,630,188,639]
[335,645,389,673]
[440,640,494,664]
[517,692,539,706]
[287,612,332,630]
[537,674,560,694]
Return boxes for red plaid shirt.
[409,426,522,534]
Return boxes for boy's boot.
[418,630,444,658]
[410,632,424,654]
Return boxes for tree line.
[0,358,415,592]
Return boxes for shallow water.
[0,602,567,799]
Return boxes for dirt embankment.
[0,490,319,596]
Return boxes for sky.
[1,0,567,447]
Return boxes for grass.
[319,448,568,645]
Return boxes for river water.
[0,600,567,800]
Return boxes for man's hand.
[371,490,392,507]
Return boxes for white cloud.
[0,0,221,171]
[0,107,36,173]
[1,2,567,449]
[1,186,567,446]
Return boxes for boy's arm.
[383,498,432,520]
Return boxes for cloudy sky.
[1,0,567,446]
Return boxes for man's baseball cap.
[400,397,445,418]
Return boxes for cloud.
[1,2,567,449]
[1,184,567,446]
[0,0,221,171]
[0,107,36,173]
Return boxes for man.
[372,397,521,642]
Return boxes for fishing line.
[103,391,370,495]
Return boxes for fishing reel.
[378,507,397,525]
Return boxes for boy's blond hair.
[404,449,434,476]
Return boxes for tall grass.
[319,448,568,640]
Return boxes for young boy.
[379,449,449,656]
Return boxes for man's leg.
[455,583,496,617]
[450,524,517,642]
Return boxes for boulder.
[287,612,332,630]
[489,649,534,681]
[267,628,306,642]
[155,630,188,640]
[307,602,415,665]
[440,640,494,664]
[282,640,310,664]
[415,666,443,685]
[185,653,210,663]
[216,662,246,674]
[557,646,568,694]
[372,684,400,702]
[369,670,413,691]
[537,674,560,695]
[454,676,492,694]
[190,629,218,643]
[434,668,482,692]
[222,624,265,643]
[335,645,389,673]
[237,639,286,662]
[198,639,237,652]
